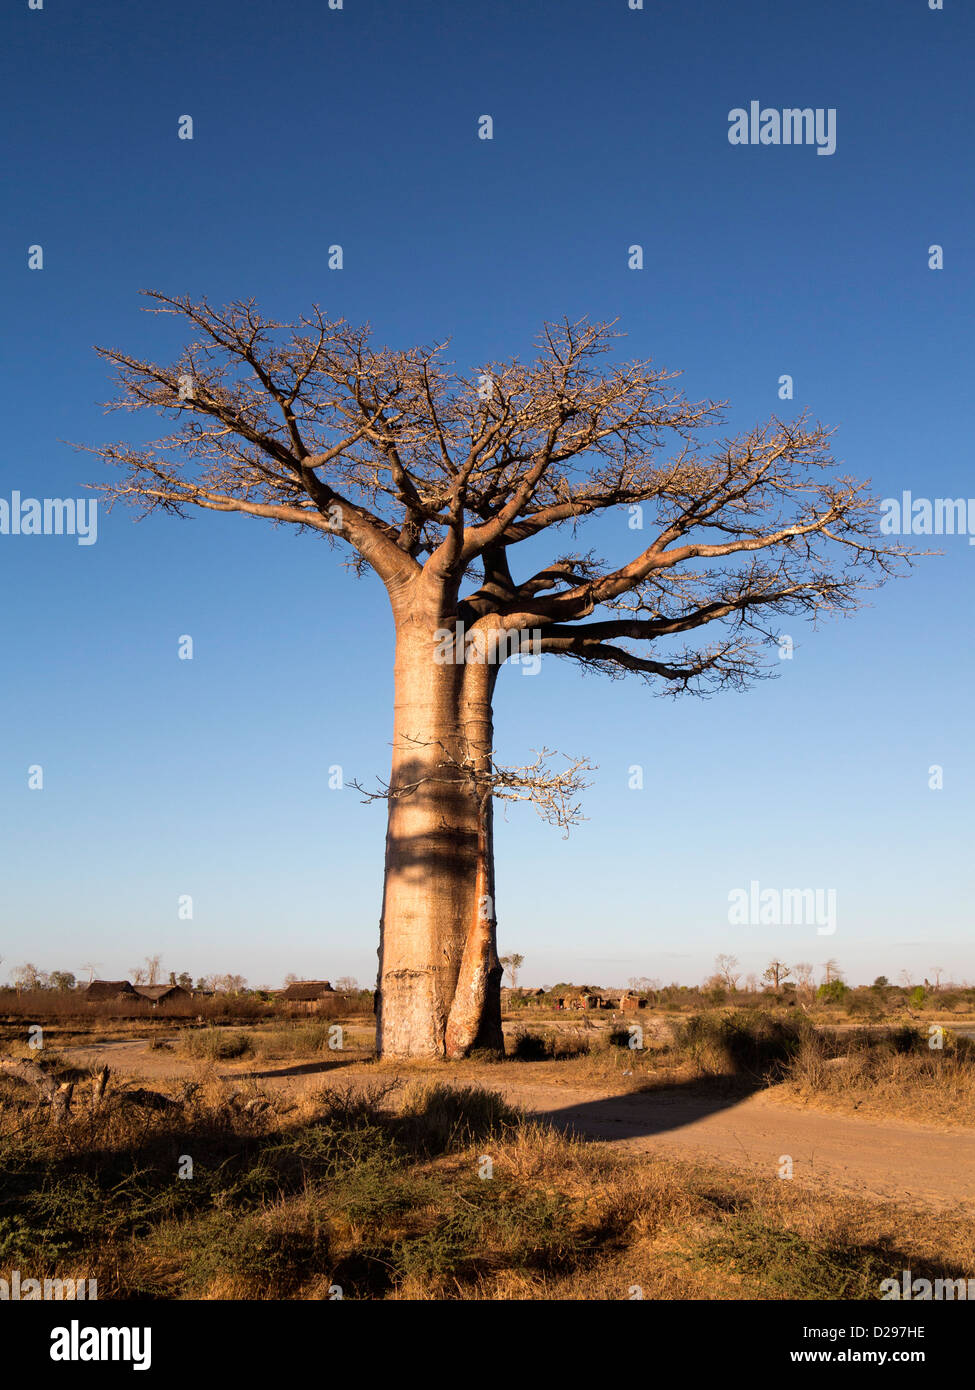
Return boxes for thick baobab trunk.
[376,614,504,1059]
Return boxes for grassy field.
[3,1006,973,1299]
[1,1070,971,1301]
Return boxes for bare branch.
[85,296,922,686]
[351,738,596,835]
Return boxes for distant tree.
[177,972,193,990]
[194,977,209,992]
[144,955,162,986]
[80,961,101,984]
[130,966,148,985]
[13,963,43,991]
[335,976,359,993]
[930,967,944,992]
[218,974,247,994]
[793,961,815,992]
[499,954,525,989]
[49,971,76,991]
[817,979,850,1004]
[715,954,741,991]
[283,973,299,988]
[821,958,842,986]
[898,969,914,990]
[763,960,792,990]
[872,975,890,990]
[744,972,759,993]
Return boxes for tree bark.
[376,612,504,1059]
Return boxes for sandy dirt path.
[60,1038,975,1213]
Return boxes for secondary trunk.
[376,615,503,1059]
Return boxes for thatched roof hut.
[279,980,334,1002]
[84,980,136,1002]
[132,984,191,1004]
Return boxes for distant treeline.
[0,988,374,1022]
[505,980,975,1018]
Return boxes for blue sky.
[1,0,972,990]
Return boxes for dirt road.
[61,1038,975,1213]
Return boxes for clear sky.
[1,0,972,991]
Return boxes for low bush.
[179,1029,253,1060]
[669,1010,807,1079]
[510,1029,590,1061]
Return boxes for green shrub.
[389,1180,583,1284]
[179,1209,329,1296]
[847,992,884,1021]
[699,1214,894,1299]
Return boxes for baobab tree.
[822,959,844,986]
[763,959,792,990]
[86,293,911,1059]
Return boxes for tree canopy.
[87,292,912,696]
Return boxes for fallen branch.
[0,1056,56,1100]
[0,1057,74,1124]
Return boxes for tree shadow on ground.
[236,1057,364,1081]
[526,1072,769,1143]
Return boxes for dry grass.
[3,1010,972,1302]
[496,1012,975,1128]
[162,1010,975,1128]
[779,1027,975,1127]
[2,1052,972,1301]
[178,1029,254,1061]
[247,1022,374,1061]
